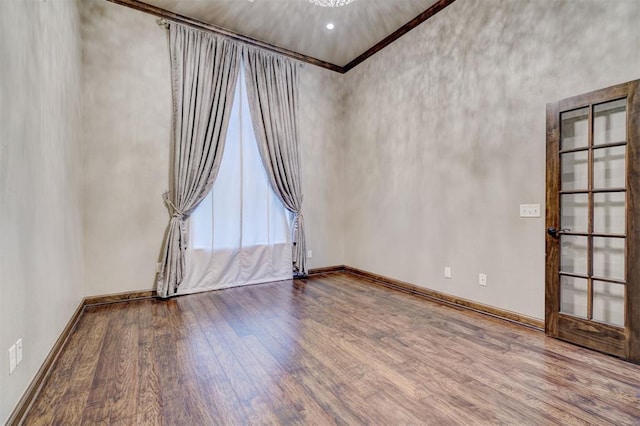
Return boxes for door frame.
[545,79,640,362]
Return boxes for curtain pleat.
[156,23,240,297]
[242,48,307,275]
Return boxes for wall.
[81,0,171,296]
[81,0,345,296]
[299,65,345,270]
[0,0,84,422]
[341,0,640,319]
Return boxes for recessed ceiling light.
[326,23,335,30]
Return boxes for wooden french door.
[546,79,640,362]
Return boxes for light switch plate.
[520,204,541,218]
[444,267,452,278]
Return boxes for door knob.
[547,227,571,237]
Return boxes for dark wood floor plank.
[107,302,140,424]
[185,296,252,425]
[23,272,640,425]
[136,299,163,425]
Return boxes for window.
[177,68,292,294]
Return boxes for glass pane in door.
[592,237,625,281]
[561,194,588,233]
[561,107,589,150]
[594,192,626,235]
[593,146,626,189]
[594,99,626,146]
[560,276,588,318]
[560,235,588,275]
[561,151,589,191]
[592,281,625,327]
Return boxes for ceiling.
[134,0,443,69]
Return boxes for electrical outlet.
[444,267,452,279]
[9,345,16,374]
[307,250,313,258]
[479,273,487,286]
[520,204,541,218]
[16,339,22,365]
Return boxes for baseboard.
[342,266,544,331]
[83,290,156,307]
[7,289,157,425]
[308,265,347,275]
[308,264,543,330]
[6,300,85,426]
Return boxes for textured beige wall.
[342,0,640,319]
[300,65,345,269]
[81,0,345,295]
[0,0,84,421]
[81,0,171,296]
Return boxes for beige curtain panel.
[243,48,307,275]
[157,23,241,298]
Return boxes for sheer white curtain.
[176,68,292,295]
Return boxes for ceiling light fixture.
[308,0,356,7]
[326,23,335,30]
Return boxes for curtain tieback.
[163,191,185,221]
[163,191,188,253]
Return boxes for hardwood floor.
[24,272,640,425]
